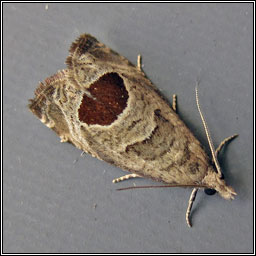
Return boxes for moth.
[28,34,237,227]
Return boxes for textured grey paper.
[3,3,253,253]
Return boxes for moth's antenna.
[117,184,209,191]
[195,84,222,177]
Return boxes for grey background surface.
[3,2,253,253]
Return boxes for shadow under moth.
[29,34,238,227]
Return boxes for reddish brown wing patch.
[78,73,129,125]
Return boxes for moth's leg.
[80,151,86,156]
[172,94,177,112]
[137,54,142,71]
[112,173,141,183]
[186,188,198,227]
[215,134,238,157]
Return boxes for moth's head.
[203,166,236,200]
